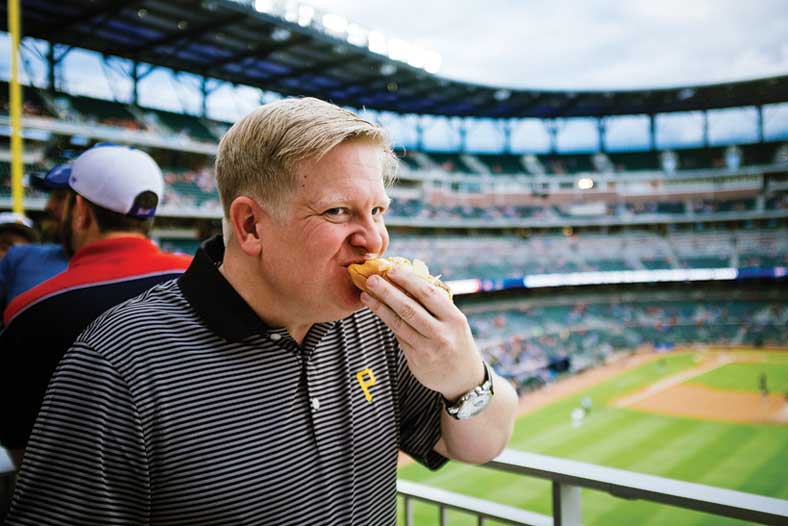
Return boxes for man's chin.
[339,287,365,315]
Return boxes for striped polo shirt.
[7,235,447,525]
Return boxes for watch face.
[456,391,493,420]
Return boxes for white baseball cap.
[43,143,164,219]
[0,212,37,241]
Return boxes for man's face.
[258,139,390,324]
[41,188,70,243]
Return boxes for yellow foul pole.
[8,0,25,214]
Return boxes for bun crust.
[348,257,452,300]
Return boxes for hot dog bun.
[348,257,452,300]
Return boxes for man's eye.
[324,208,348,216]
[372,206,386,215]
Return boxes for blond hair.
[215,97,397,222]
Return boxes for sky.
[2,0,787,151]
[304,0,788,90]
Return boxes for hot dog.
[348,257,453,300]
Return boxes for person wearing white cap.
[0,143,192,470]
[0,212,37,259]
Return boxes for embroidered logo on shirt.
[355,368,377,403]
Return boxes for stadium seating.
[385,229,786,281]
[2,82,787,280]
[470,299,788,390]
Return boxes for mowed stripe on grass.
[397,350,788,526]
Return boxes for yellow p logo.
[356,368,377,403]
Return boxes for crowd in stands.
[386,229,788,280]
[161,167,221,211]
[469,300,788,392]
[386,194,781,224]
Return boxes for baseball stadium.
[1,1,787,524]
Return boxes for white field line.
[614,355,735,408]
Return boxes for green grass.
[397,351,788,526]
[690,361,788,394]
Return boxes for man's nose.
[350,218,386,255]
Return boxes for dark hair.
[89,191,158,235]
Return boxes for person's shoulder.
[155,248,193,265]
[77,279,194,351]
[5,242,63,262]
[3,257,74,324]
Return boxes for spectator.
[0,175,72,315]
[0,213,37,259]
[4,98,517,525]
[0,144,192,470]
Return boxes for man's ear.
[227,196,267,257]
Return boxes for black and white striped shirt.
[7,236,446,525]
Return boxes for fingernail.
[367,275,381,288]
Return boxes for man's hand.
[360,265,485,400]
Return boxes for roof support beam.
[206,34,309,72]
[545,119,560,154]
[598,117,607,153]
[756,105,764,143]
[702,110,709,147]
[649,114,657,151]
[120,12,247,57]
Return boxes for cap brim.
[35,164,72,190]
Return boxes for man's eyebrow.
[314,194,391,208]
[314,195,351,208]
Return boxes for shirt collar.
[69,236,158,268]
[178,235,271,342]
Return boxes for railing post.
[404,495,414,526]
[553,481,582,526]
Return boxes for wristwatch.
[444,361,495,420]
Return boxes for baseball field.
[397,349,788,525]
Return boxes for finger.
[384,266,455,320]
[361,291,431,348]
[364,275,438,337]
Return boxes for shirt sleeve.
[6,342,150,525]
[396,350,448,471]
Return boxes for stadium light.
[577,177,595,190]
[271,28,291,42]
[379,63,397,76]
[283,2,298,23]
[407,47,429,69]
[346,23,368,47]
[254,0,274,13]
[250,1,442,74]
[322,13,348,35]
[368,30,387,55]
[297,5,315,27]
[424,51,442,74]
[387,38,411,62]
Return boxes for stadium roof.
[8,0,788,119]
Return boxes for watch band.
[443,361,495,420]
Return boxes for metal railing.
[397,449,788,526]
